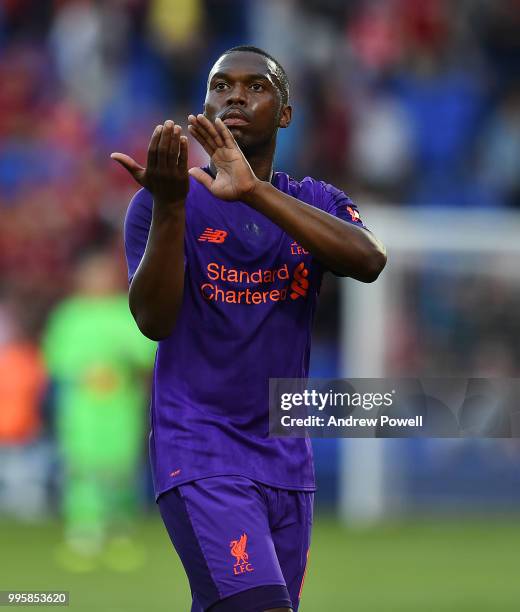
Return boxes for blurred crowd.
[1,0,520,520]
[1,0,519,329]
[389,268,520,377]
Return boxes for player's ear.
[278,104,292,129]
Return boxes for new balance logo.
[198,228,228,243]
[230,533,254,575]
[290,262,309,300]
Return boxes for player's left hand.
[187,114,258,201]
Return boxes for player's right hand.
[111,120,189,206]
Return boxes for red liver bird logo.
[230,533,248,565]
[229,533,254,574]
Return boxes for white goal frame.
[338,205,520,524]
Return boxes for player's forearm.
[243,181,387,281]
[129,203,186,340]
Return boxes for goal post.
[338,205,520,525]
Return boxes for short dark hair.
[220,45,290,105]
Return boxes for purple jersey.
[124,170,364,499]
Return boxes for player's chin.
[227,127,250,148]
[226,124,248,136]
[229,127,264,149]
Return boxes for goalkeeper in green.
[42,248,156,572]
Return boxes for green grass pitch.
[1,516,519,611]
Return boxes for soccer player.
[112,46,386,612]
[42,249,155,571]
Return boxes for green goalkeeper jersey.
[43,294,156,467]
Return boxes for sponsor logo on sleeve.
[347,206,360,222]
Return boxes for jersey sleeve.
[317,181,366,229]
[124,188,153,284]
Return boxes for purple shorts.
[157,476,313,612]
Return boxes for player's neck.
[246,154,274,183]
[244,139,276,183]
